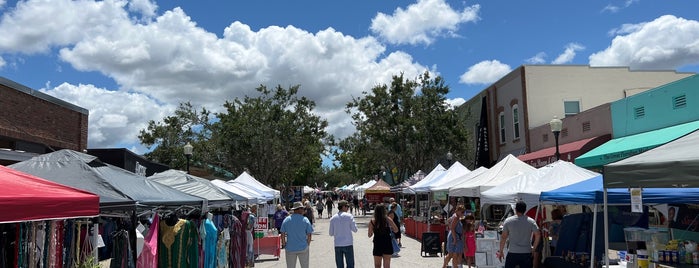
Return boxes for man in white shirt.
[329,200,358,268]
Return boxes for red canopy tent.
[0,165,99,223]
[365,180,395,203]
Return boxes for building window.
[543,133,549,143]
[561,128,569,138]
[499,112,506,144]
[634,106,645,119]
[512,105,520,139]
[673,94,687,109]
[564,101,580,117]
[582,121,591,132]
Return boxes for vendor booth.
[600,129,699,267]
[0,165,100,267]
[364,179,394,203]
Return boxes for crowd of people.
[269,195,552,268]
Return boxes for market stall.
[0,165,101,267]
[364,179,394,203]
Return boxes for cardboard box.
[475,252,488,266]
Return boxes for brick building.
[0,77,88,165]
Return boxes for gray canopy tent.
[604,129,699,188]
[10,149,203,208]
[149,169,248,208]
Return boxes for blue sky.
[1,0,699,156]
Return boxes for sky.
[1,0,699,156]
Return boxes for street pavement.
[254,210,447,268]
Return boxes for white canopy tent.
[416,162,472,193]
[431,166,488,192]
[407,164,447,193]
[480,160,600,208]
[449,154,536,197]
[210,179,263,203]
[410,163,468,193]
[230,171,281,199]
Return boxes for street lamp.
[549,116,562,161]
[183,142,193,173]
[446,151,454,168]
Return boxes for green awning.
[575,120,699,168]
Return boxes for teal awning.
[575,120,699,168]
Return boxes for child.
[463,221,476,268]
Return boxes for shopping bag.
[391,232,400,253]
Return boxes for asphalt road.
[254,210,448,268]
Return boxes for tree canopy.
[335,72,471,184]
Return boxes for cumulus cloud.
[39,83,175,153]
[590,15,699,70]
[370,0,480,46]
[459,60,512,85]
[0,56,4,68]
[526,52,547,64]
[552,43,585,64]
[0,0,432,149]
[128,0,157,20]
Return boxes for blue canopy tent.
[540,176,699,267]
[540,176,699,204]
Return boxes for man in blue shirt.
[281,201,314,268]
[329,200,358,268]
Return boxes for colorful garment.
[228,215,244,268]
[158,219,199,268]
[464,230,476,257]
[203,219,218,268]
[137,213,159,268]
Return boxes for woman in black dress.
[368,203,399,268]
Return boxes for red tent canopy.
[0,165,99,223]
[365,180,395,203]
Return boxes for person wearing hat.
[281,201,314,268]
[329,200,358,268]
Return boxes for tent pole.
[591,203,598,268]
[604,188,609,268]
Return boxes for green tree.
[138,102,212,170]
[336,72,470,184]
[214,85,330,188]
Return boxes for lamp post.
[183,142,193,174]
[549,116,562,161]
[446,151,454,168]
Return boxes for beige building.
[457,65,694,167]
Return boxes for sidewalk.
[254,211,447,268]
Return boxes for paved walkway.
[254,211,447,268]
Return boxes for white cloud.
[0,0,432,149]
[459,60,512,85]
[370,0,480,46]
[601,0,638,13]
[552,43,585,64]
[39,83,175,153]
[446,97,465,109]
[128,0,157,20]
[526,52,547,64]
[0,56,4,68]
[590,15,699,70]
[0,0,128,54]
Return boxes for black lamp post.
[446,151,454,168]
[184,142,193,173]
[549,116,562,161]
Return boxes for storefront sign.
[256,216,268,229]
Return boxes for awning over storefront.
[517,135,610,168]
[575,120,699,168]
